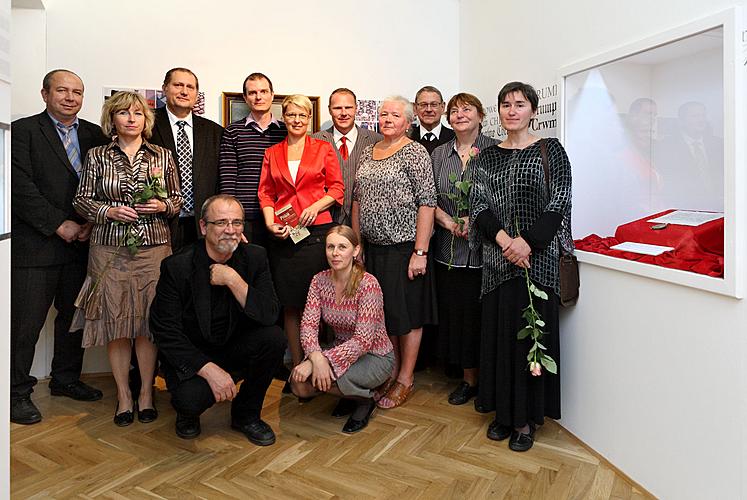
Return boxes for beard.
[215,238,239,254]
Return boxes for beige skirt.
[71,244,171,348]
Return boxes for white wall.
[460,1,746,499]
[10,0,461,376]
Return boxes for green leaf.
[155,188,168,198]
[527,352,534,361]
[540,356,557,374]
[528,343,537,353]
[448,172,457,183]
[529,283,536,293]
[535,319,545,327]
[517,326,532,340]
[536,341,546,350]
[536,290,549,300]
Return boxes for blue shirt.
[47,112,81,158]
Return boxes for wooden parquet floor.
[11,372,653,499]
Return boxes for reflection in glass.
[566,27,724,238]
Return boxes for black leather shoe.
[11,397,42,425]
[487,420,511,441]
[342,400,376,434]
[508,424,536,452]
[138,406,158,423]
[113,404,134,427]
[331,398,357,418]
[49,380,103,401]
[448,381,478,405]
[175,414,201,439]
[231,419,276,446]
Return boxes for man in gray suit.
[313,88,382,225]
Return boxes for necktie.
[176,121,194,215]
[339,136,349,161]
[57,122,82,175]
[424,132,435,142]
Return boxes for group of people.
[11,67,573,452]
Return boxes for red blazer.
[258,135,344,225]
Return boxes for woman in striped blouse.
[291,225,394,434]
[72,91,182,427]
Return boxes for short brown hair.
[415,85,444,104]
[42,69,82,91]
[498,81,539,112]
[446,93,486,125]
[243,72,274,95]
[100,91,155,139]
[329,88,357,106]
[200,194,244,221]
[163,67,199,90]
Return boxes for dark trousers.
[11,261,87,399]
[164,325,286,422]
[242,218,269,248]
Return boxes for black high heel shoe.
[113,403,134,427]
[138,404,158,423]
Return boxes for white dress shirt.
[333,126,359,154]
[419,122,443,140]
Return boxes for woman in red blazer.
[258,94,344,372]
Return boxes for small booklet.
[647,210,723,227]
[275,204,310,244]
[610,242,675,256]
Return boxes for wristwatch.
[413,249,428,256]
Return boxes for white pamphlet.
[647,210,723,227]
[610,242,675,256]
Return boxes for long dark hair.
[326,225,365,298]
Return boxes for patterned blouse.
[354,141,437,245]
[300,270,393,378]
[74,140,182,247]
[432,134,498,267]
[470,138,573,296]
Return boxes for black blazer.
[150,241,280,382]
[149,107,224,232]
[408,123,456,155]
[11,111,108,267]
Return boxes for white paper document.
[647,210,723,227]
[610,242,675,256]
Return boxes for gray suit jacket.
[312,125,382,225]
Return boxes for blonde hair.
[281,94,313,116]
[326,225,365,298]
[101,91,154,139]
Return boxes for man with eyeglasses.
[409,86,455,155]
[150,194,286,445]
[219,72,287,247]
[150,67,224,251]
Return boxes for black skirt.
[366,242,437,337]
[268,223,332,309]
[476,277,561,427]
[436,263,482,369]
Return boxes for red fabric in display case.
[574,209,724,277]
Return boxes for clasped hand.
[499,234,532,269]
[291,353,333,392]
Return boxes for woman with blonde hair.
[73,91,182,426]
[291,225,393,433]
[258,94,344,378]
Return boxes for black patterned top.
[354,141,437,245]
[470,138,573,296]
[432,134,499,267]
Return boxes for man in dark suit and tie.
[150,67,224,251]
[312,88,382,225]
[408,85,455,155]
[150,194,286,445]
[11,69,109,424]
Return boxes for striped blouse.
[431,134,498,267]
[74,140,182,246]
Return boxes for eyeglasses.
[284,112,309,121]
[206,219,245,228]
[416,101,443,110]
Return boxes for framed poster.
[221,92,320,132]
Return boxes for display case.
[560,8,745,297]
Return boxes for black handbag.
[539,139,579,307]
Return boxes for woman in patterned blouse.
[471,82,573,452]
[291,225,394,433]
[432,93,498,406]
[73,91,182,427]
[352,96,437,409]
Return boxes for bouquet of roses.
[118,165,168,255]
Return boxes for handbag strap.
[538,138,565,254]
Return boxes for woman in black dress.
[471,82,573,451]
